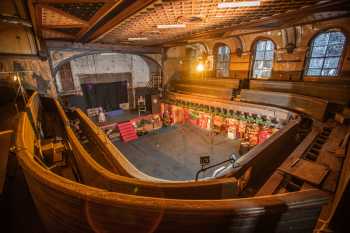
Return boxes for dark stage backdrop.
[81,81,128,111]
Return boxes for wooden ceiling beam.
[41,24,84,29]
[88,0,156,43]
[75,0,122,41]
[35,4,43,37]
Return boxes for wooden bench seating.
[170,78,240,100]
[16,93,330,233]
[249,80,350,105]
[240,89,328,121]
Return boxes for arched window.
[305,31,346,77]
[215,45,231,77]
[252,40,274,79]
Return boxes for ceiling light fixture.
[218,1,261,9]
[157,24,186,29]
[127,37,148,41]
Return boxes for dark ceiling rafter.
[88,0,157,43]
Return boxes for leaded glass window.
[305,31,346,77]
[215,45,231,77]
[252,40,275,78]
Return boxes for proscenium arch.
[52,51,162,78]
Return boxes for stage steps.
[117,121,138,142]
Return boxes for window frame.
[251,39,275,79]
[214,44,231,78]
[304,30,346,78]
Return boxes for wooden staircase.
[117,121,138,142]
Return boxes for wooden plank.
[0,130,13,194]
[279,159,329,186]
[259,127,320,195]
[316,126,348,192]
[318,128,350,231]
[256,171,284,196]
[279,127,321,172]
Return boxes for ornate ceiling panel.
[95,0,350,45]
[29,0,350,47]
[48,2,105,21]
[41,6,86,26]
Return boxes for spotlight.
[13,75,18,81]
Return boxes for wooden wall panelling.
[249,80,350,105]
[0,130,13,194]
[240,89,329,121]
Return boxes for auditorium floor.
[114,124,240,180]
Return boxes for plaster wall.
[0,0,56,97]
[60,53,151,93]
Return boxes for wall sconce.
[286,43,296,54]
[13,74,19,81]
[236,48,243,57]
[196,63,204,72]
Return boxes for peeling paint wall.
[0,0,56,97]
[56,53,151,93]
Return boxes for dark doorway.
[59,62,75,91]
[81,81,128,111]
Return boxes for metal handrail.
[195,158,238,181]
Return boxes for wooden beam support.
[75,0,122,41]
[88,0,156,43]
[41,24,84,29]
